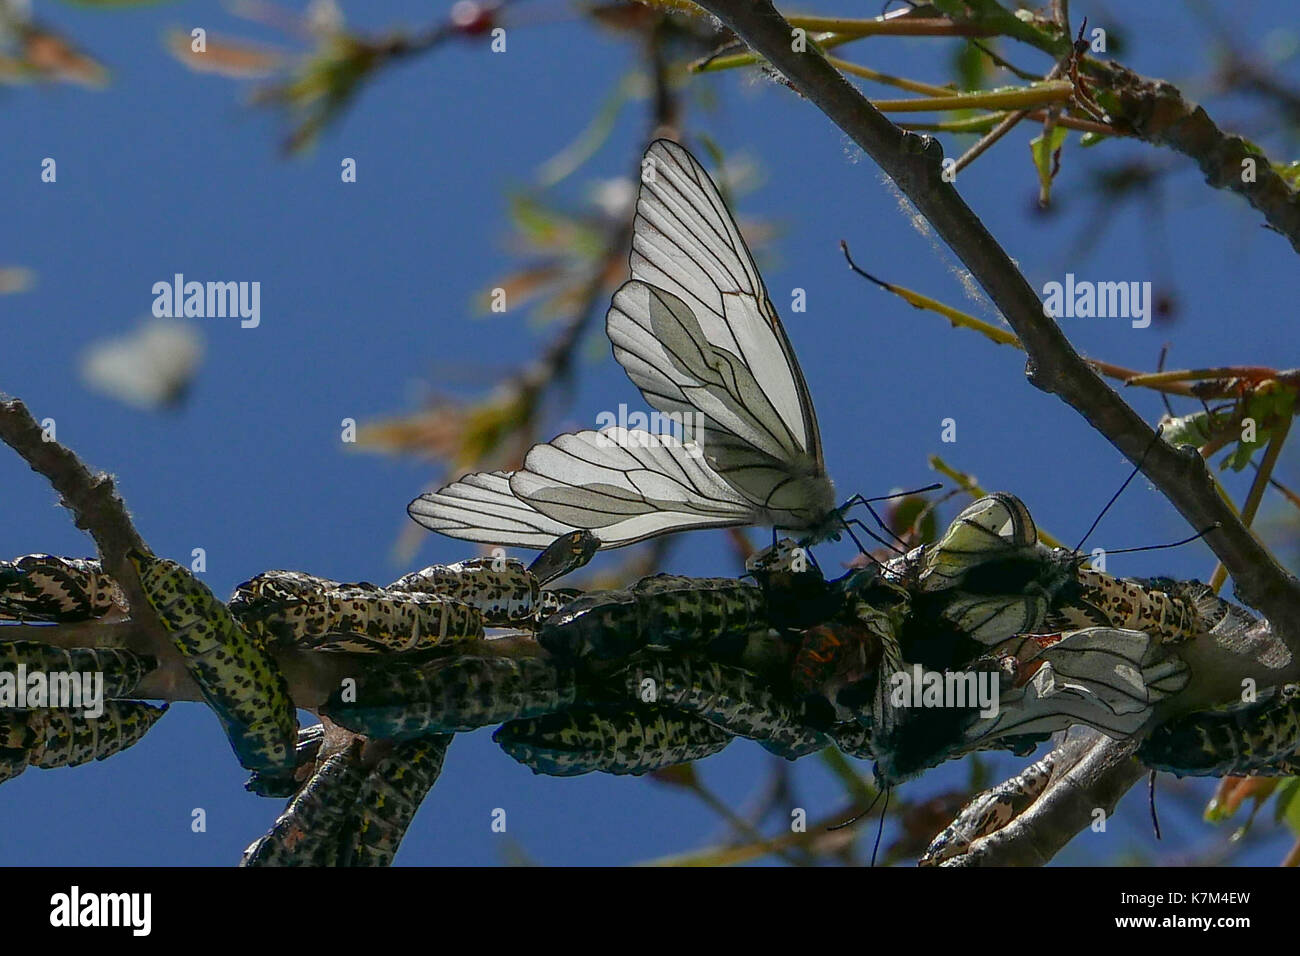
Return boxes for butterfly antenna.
[1148,770,1162,840]
[1156,343,1176,420]
[870,786,891,867]
[1103,524,1220,557]
[1071,426,1164,557]
[854,501,910,550]
[864,483,944,503]
[828,787,883,831]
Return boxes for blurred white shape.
[304,0,345,36]
[587,177,636,221]
[0,266,35,293]
[80,318,205,411]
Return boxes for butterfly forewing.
[607,140,832,521]
[619,140,819,460]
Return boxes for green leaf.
[1274,778,1300,835]
[1162,410,1215,448]
[1029,125,1069,203]
[1221,384,1297,471]
[890,495,938,544]
[952,39,989,92]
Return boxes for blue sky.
[2,0,1298,865]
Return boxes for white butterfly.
[958,628,1189,745]
[80,317,204,411]
[409,139,847,550]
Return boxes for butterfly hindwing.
[919,493,1039,592]
[408,471,576,549]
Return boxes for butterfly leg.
[803,546,823,574]
[836,519,873,558]
[841,486,939,550]
[841,496,909,550]
[842,517,903,558]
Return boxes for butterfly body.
[865,494,1202,785]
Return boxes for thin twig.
[839,240,1199,397]
[1208,415,1292,592]
[953,108,1030,174]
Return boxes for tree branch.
[1090,62,1300,254]
[937,3,1300,250]
[690,0,1300,658]
[0,396,170,657]
[942,728,1148,866]
[0,394,413,712]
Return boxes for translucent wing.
[511,428,759,544]
[962,628,1187,744]
[919,493,1038,592]
[606,140,830,516]
[408,429,760,549]
[408,472,576,549]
